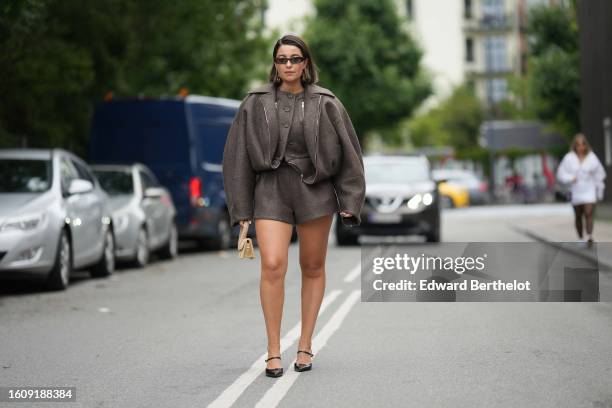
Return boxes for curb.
[512,226,612,270]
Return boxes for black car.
[336,155,441,245]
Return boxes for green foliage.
[505,3,579,139]
[528,46,580,137]
[408,86,484,152]
[0,0,270,156]
[303,0,431,140]
[527,4,578,56]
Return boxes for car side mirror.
[144,187,164,199]
[68,179,94,195]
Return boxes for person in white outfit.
[556,133,607,246]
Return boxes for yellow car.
[437,181,469,208]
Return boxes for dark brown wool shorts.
[253,161,339,225]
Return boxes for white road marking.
[206,289,343,408]
[343,263,362,283]
[254,290,361,408]
[344,245,392,283]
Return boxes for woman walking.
[556,133,607,247]
[222,34,366,377]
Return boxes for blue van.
[89,96,241,249]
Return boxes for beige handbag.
[238,221,255,259]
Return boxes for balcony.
[464,14,515,33]
[464,65,514,79]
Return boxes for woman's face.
[274,44,308,84]
[576,137,587,155]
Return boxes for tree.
[408,85,484,152]
[0,0,270,155]
[505,3,579,139]
[303,0,431,141]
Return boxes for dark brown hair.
[268,34,319,86]
[571,132,591,155]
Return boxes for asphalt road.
[1,204,611,408]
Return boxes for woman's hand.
[239,219,252,228]
[339,210,353,218]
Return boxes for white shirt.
[556,151,607,205]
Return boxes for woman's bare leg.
[255,219,293,369]
[295,214,333,364]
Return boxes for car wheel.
[90,229,115,278]
[132,227,149,268]
[205,214,232,250]
[45,230,72,291]
[159,221,178,259]
[425,228,441,243]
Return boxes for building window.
[482,0,506,28]
[466,38,474,62]
[464,0,473,19]
[406,0,413,20]
[406,0,414,20]
[484,35,507,72]
[486,78,508,104]
[483,0,504,18]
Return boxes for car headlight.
[0,213,46,232]
[406,192,434,210]
[407,194,422,210]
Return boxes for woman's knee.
[299,257,325,278]
[261,256,287,281]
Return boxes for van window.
[196,120,232,166]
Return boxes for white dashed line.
[254,290,361,408]
[206,289,343,408]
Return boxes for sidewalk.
[512,214,612,268]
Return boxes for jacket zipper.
[261,99,272,166]
[285,160,304,181]
[313,95,322,178]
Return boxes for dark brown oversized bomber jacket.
[222,81,366,228]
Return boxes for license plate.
[368,213,401,223]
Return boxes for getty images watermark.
[360,242,612,302]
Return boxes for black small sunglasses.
[274,56,306,65]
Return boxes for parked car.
[0,149,116,290]
[89,95,243,249]
[335,155,441,245]
[92,163,178,267]
[432,169,482,207]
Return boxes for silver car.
[92,164,178,267]
[0,149,116,290]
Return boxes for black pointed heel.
[294,350,314,372]
[265,356,283,378]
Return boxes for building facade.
[462,0,522,109]
[577,0,612,202]
[263,0,560,112]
